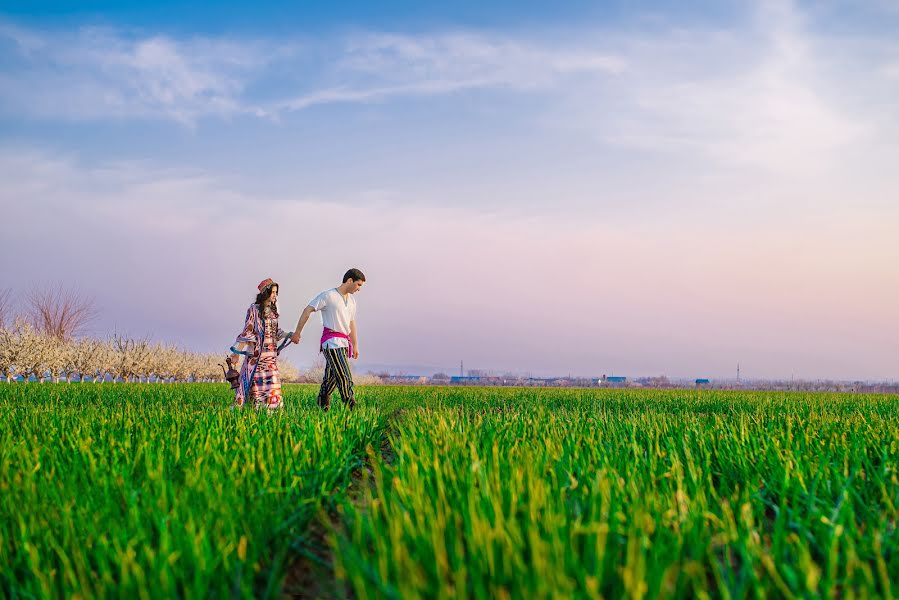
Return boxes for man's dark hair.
[343,268,366,283]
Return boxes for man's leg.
[317,351,338,410]
[331,347,356,409]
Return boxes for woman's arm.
[231,306,259,356]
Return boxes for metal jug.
[220,355,240,390]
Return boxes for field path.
[280,407,405,599]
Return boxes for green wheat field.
[1,384,897,599]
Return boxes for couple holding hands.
[230,268,365,411]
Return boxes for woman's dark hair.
[343,268,366,283]
[255,284,278,316]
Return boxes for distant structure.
[361,370,899,393]
[382,374,427,384]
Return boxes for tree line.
[0,285,300,383]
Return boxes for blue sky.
[1,1,897,379]
[0,1,740,32]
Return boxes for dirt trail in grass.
[279,408,404,599]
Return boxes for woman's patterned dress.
[231,304,284,409]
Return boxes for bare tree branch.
[0,288,11,329]
[25,284,97,340]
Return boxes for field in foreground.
[1,384,897,599]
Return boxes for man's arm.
[290,306,316,344]
[349,319,359,359]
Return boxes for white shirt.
[308,288,356,349]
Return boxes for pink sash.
[320,327,353,357]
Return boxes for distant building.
[383,375,426,384]
[695,378,711,386]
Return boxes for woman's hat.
[257,278,276,292]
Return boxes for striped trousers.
[318,347,355,410]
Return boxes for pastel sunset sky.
[1,0,897,379]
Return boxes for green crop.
[332,389,899,599]
[2,385,897,599]
[0,383,383,599]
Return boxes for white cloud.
[561,0,887,174]
[0,24,280,123]
[0,21,45,53]
[2,0,897,171]
[272,31,629,113]
[883,61,899,79]
[0,21,628,122]
[334,31,626,89]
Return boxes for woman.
[230,278,288,409]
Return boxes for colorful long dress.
[230,304,285,409]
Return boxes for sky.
[1,0,897,380]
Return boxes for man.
[291,268,365,410]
